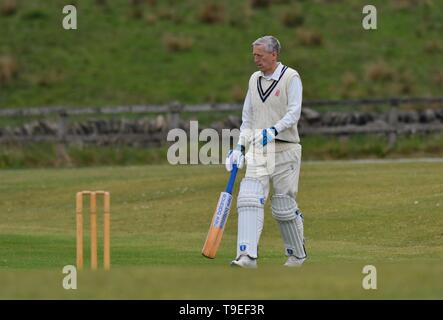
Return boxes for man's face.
[253,45,277,74]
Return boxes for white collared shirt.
[260,61,284,81]
[240,62,303,136]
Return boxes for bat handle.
[225,164,238,194]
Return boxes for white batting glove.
[252,127,278,147]
[225,145,245,171]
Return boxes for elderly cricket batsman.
[225,35,307,268]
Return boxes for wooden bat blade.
[202,192,233,259]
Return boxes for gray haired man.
[225,35,306,268]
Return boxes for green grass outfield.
[1,160,443,299]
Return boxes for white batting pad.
[271,194,307,259]
[236,178,265,259]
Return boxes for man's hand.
[225,145,245,171]
[253,127,278,147]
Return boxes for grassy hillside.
[0,0,442,108]
[1,161,442,298]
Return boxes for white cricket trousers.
[245,142,302,201]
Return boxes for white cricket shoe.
[284,256,305,267]
[230,255,257,269]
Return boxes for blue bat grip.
[225,164,238,194]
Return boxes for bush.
[281,6,304,28]
[424,40,443,54]
[163,34,194,53]
[198,3,225,24]
[250,0,271,9]
[130,7,143,19]
[0,55,18,86]
[395,70,414,95]
[145,13,157,25]
[391,0,423,10]
[0,0,17,16]
[95,0,108,6]
[296,28,323,46]
[157,8,175,20]
[21,9,48,20]
[339,72,363,98]
[33,70,65,88]
[129,0,144,6]
[432,71,443,87]
[365,61,395,82]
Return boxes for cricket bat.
[202,164,239,259]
